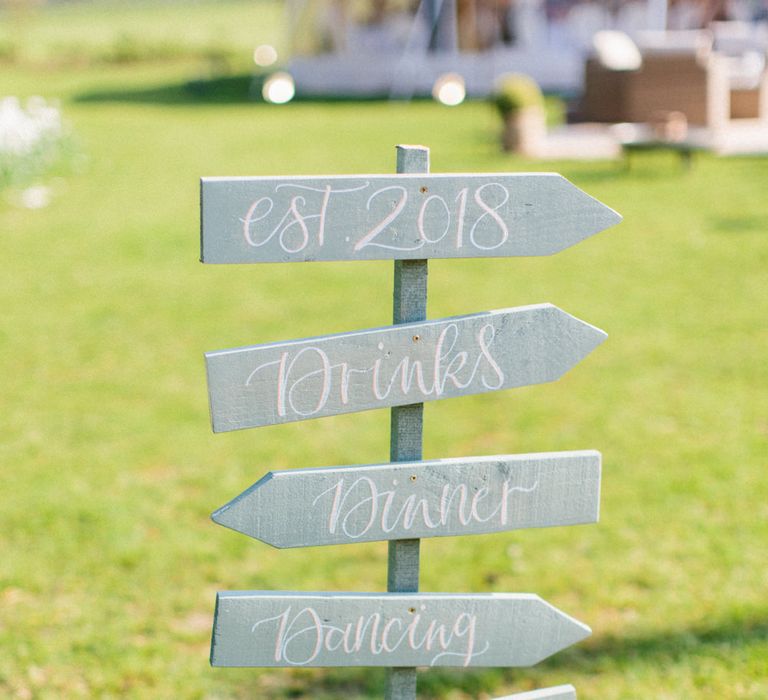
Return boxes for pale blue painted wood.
[209,593,590,668]
[211,451,601,547]
[386,144,429,700]
[204,304,607,432]
[200,173,621,263]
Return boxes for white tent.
[284,0,685,95]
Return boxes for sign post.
[204,305,606,431]
[211,451,601,547]
[201,145,621,699]
[386,145,429,700]
[210,593,589,668]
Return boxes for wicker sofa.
[581,30,766,128]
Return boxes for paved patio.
[533,119,768,160]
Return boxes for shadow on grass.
[711,216,767,234]
[563,158,699,184]
[545,614,768,670]
[74,73,406,106]
[244,613,768,698]
[75,73,263,105]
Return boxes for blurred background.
[1,0,767,698]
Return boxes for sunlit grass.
[0,0,286,69]
[2,3,768,699]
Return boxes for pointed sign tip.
[211,498,249,536]
[598,207,623,236]
[211,471,279,543]
[591,325,609,346]
[554,613,591,655]
[548,305,608,365]
[210,506,227,525]
[527,597,592,665]
[210,502,248,537]
[556,172,622,235]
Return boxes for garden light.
[253,44,278,67]
[262,72,295,104]
[432,73,465,106]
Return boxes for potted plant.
[492,73,546,155]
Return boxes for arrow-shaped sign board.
[205,304,606,432]
[494,685,577,700]
[210,592,590,668]
[200,173,621,263]
[212,451,601,547]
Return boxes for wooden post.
[386,145,429,700]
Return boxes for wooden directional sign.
[212,451,601,547]
[205,303,607,432]
[210,592,590,668]
[495,685,577,700]
[200,173,621,263]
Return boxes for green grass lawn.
[0,0,285,68]
[2,3,768,699]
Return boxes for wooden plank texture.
[200,173,621,263]
[494,684,577,700]
[211,451,601,547]
[205,304,607,432]
[209,593,590,668]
